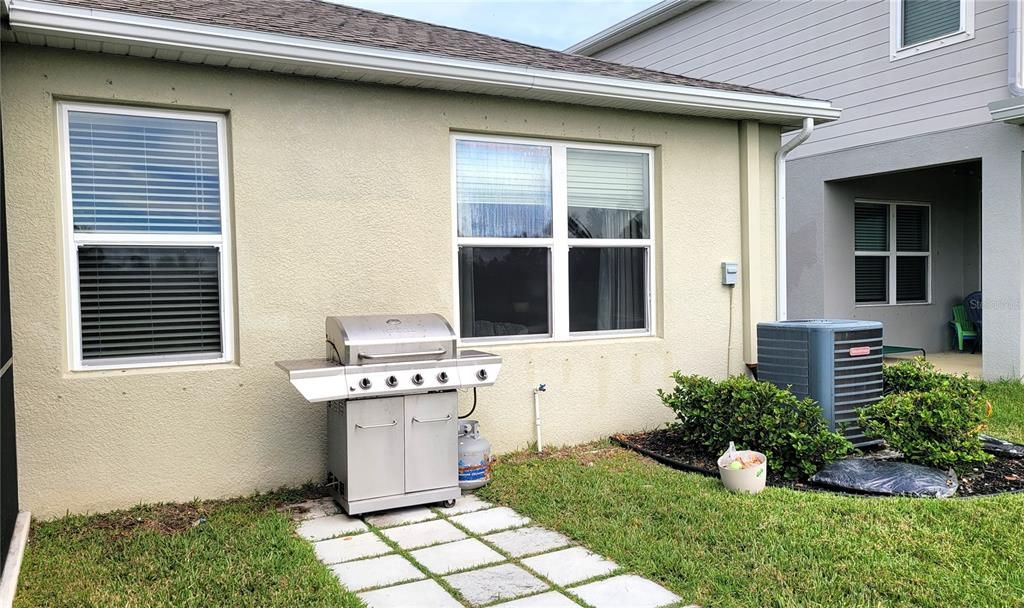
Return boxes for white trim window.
[452,134,655,343]
[854,200,931,306]
[890,0,975,60]
[58,102,234,370]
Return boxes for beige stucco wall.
[2,44,779,518]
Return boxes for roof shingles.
[47,0,790,98]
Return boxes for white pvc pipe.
[775,117,815,321]
[0,512,31,608]
[1009,0,1024,96]
[533,384,546,452]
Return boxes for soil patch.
[613,428,1024,497]
[90,503,209,537]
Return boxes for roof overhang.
[988,97,1024,124]
[566,0,707,56]
[4,0,839,127]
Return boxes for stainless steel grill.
[277,313,501,515]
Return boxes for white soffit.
[5,0,840,127]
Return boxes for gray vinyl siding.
[592,0,1010,159]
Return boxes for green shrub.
[657,373,854,479]
[859,388,992,472]
[883,357,982,399]
[868,357,993,471]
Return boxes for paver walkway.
[284,494,689,608]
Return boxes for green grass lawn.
[985,380,1024,443]
[479,444,1024,608]
[16,381,1024,607]
[15,489,364,608]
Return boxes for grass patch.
[984,380,1024,443]
[15,488,364,608]
[480,444,1024,608]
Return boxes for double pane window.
[854,201,929,305]
[455,136,653,341]
[61,103,232,369]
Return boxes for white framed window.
[58,102,234,370]
[854,200,931,306]
[890,0,974,60]
[451,133,655,344]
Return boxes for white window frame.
[890,0,975,61]
[854,199,932,307]
[450,133,656,345]
[57,101,235,371]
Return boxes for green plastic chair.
[950,304,978,352]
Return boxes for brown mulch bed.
[613,428,1024,497]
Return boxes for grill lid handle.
[357,348,447,361]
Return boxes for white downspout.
[1009,0,1024,96]
[775,117,814,321]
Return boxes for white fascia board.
[566,0,707,55]
[8,0,839,126]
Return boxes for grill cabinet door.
[404,392,458,493]
[345,397,405,501]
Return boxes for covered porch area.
[824,159,983,369]
[884,350,983,379]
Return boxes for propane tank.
[458,420,493,490]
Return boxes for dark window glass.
[458,247,549,338]
[78,246,222,361]
[897,256,928,302]
[569,248,646,332]
[896,205,929,252]
[855,204,888,251]
[855,256,888,304]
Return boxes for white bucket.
[717,442,767,494]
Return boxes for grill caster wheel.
[440,499,456,508]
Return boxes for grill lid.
[327,314,457,365]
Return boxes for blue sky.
[336,1,661,50]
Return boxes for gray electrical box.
[721,262,738,286]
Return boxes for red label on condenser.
[849,346,871,357]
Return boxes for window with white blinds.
[60,103,233,370]
[454,134,654,342]
[855,201,930,306]
[891,0,973,59]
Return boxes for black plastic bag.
[809,459,958,498]
[980,435,1024,458]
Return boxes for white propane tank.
[458,420,492,490]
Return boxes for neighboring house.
[0,0,836,516]
[573,0,1024,379]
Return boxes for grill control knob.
[476,369,489,381]
[437,371,449,384]
[386,375,398,388]
[411,373,424,386]
[359,377,372,390]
